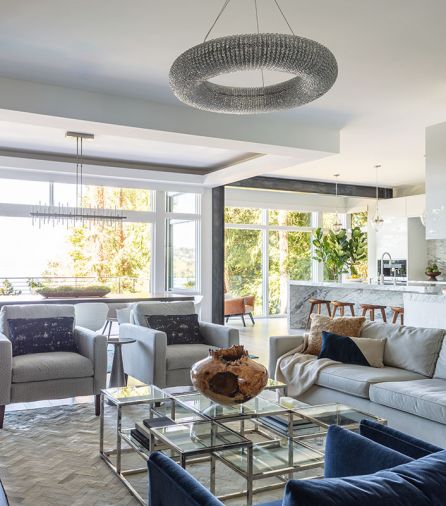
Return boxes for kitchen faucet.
[380,252,393,285]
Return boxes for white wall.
[426,121,446,239]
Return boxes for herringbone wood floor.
[1,403,299,506]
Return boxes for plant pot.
[190,345,268,405]
[426,271,441,282]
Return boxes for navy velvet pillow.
[145,314,203,345]
[8,316,76,356]
[283,450,446,506]
[325,425,412,478]
[360,420,443,459]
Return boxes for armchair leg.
[241,314,246,327]
[0,405,4,429]
[95,395,101,416]
[248,313,255,325]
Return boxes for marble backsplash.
[427,239,446,272]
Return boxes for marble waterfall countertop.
[288,281,444,330]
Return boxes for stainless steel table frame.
[99,385,173,505]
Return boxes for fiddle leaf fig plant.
[346,227,368,276]
[312,226,367,279]
[312,228,350,280]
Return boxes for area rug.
[0,403,321,505]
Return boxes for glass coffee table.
[291,403,387,446]
[100,385,386,506]
[149,420,252,496]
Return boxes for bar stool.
[391,306,404,325]
[331,300,355,317]
[306,298,332,329]
[360,304,387,322]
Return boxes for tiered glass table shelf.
[100,384,386,506]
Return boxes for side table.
[108,337,136,388]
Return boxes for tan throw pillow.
[349,336,386,368]
[306,314,365,355]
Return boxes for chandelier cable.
[273,0,295,35]
[204,0,231,42]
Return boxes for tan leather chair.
[224,295,255,326]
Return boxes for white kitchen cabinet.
[379,197,407,218]
[406,194,425,218]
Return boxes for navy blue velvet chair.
[148,421,446,506]
[147,451,281,506]
[0,479,9,506]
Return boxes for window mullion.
[262,209,269,317]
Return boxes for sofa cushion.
[283,449,446,506]
[306,314,365,356]
[145,314,203,345]
[12,351,94,383]
[132,301,196,327]
[360,321,444,377]
[166,344,211,371]
[0,304,75,338]
[8,316,76,356]
[319,331,386,368]
[316,363,425,398]
[433,338,446,379]
[370,379,446,425]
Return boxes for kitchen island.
[289,281,442,329]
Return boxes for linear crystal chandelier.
[169,0,338,114]
[30,132,127,227]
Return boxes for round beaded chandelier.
[169,0,338,115]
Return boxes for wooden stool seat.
[331,300,355,317]
[360,303,387,322]
[391,306,404,325]
[306,298,332,329]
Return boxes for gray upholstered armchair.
[120,301,239,388]
[0,304,107,428]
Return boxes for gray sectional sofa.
[269,321,446,446]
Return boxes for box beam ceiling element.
[229,176,393,199]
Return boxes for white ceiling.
[0,121,249,170]
[1,0,446,186]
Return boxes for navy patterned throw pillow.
[145,314,203,345]
[8,317,77,357]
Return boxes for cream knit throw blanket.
[275,335,338,397]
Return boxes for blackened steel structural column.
[212,186,225,324]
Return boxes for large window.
[225,207,315,316]
[54,183,152,211]
[166,218,197,290]
[225,228,263,315]
[0,178,201,295]
[0,217,152,294]
[166,192,200,292]
[350,211,368,279]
